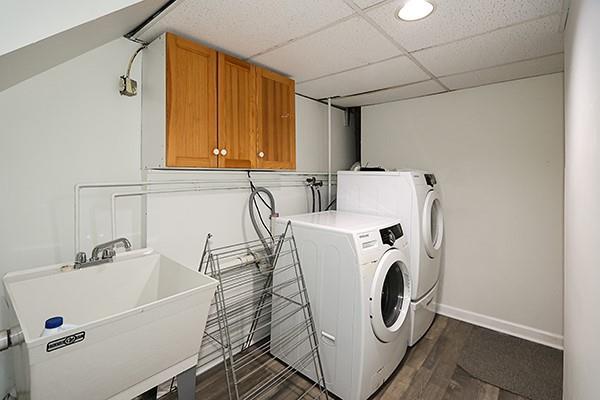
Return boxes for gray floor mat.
[458,326,563,400]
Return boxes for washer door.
[370,249,411,343]
[422,190,444,259]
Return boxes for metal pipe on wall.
[0,326,23,352]
[108,182,310,240]
[328,98,332,204]
[74,171,334,254]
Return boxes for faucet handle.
[75,252,87,264]
[101,248,116,260]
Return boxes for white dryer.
[271,211,411,400]
[337,170,444,346]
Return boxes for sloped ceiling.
[0,0,170,92]
[136,0,566,107]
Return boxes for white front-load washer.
[337,170,444,346]
[271,211,411,400]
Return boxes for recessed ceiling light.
[396,0,435,22]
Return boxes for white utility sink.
[3,248,218,400]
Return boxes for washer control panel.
[380,224,403,247]
[356,223,407,265]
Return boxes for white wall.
[296,96,356,172]
[0,36,355,396]
[0,38,144,394]
[564,0,600,397]
[361,74,564,348]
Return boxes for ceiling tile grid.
[412,14,564,77]
[138,0,355,58]
[352,0,390,10]
[296,55,430,99]
[135,0,566,106]
[332,80,446,107]
[439,53,564,90]
[250,16,402,82]
[366,0,563,52]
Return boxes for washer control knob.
[382,229,396,246]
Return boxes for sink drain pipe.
[0,326,24,352]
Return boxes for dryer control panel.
[424,173,437,187]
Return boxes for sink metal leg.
[176,366,197,400]
[138,386,158,400]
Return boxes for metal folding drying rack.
[198,223,329,400]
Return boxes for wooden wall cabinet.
[142,32,295,170]
[256,68,296,170]
[218,53,256,169]
[142,33,218,168]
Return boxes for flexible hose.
[243,186,278,350]
[249,186,276,258]
[317,186,322,212]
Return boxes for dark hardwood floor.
[371,316,525,400]
[162,316,527,400]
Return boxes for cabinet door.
[166,33,217,167]
[218,54,256,168]
[256,68,296,170]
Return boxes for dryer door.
[422,190,443,258]
[369,249,411,343]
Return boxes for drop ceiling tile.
[440,53,564,90]
[332,80,446,107]
[412,14,563,77]
[138,0,355,58]
[368,0,562,51]
[296,56,430,99]
[352,0,388,9]
[251,16,402,82]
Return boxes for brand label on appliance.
[46,331,85,352]
[358,231,378,250]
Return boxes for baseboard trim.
[436,303,563,350]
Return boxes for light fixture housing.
[396,0,435,22]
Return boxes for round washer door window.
[370,249,411,343]
[422,190,444,258]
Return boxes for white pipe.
[328,98,332,204]
[74,172,333,254]
[109,182,309,240]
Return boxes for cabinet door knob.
[258,151,265,158]
[220,149,228,156]
[212,148,219,156]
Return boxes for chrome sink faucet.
[74,237,132,269]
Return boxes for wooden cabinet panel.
[218,54,256,168]
[143,33,296,170]
[166,33,217,167]
[256,68,296,170]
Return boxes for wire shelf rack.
[198,223,329,400]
